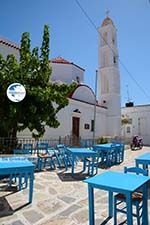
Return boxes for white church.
[0,16,149,144]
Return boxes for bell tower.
[97,15,121,137]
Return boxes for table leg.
[88,185,95,225]
[71,156,75,176]
[19,174,22,191]
[143,164,148,170]
[135,160,139,168]
[126,192,133,225]
[29,170,34,203]
[91,157,95,176]
[108,191,113,217]
[142,183,148,225]
[83,158,86,172]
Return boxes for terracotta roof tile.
[50,56,71,64]
[49,56,85,71]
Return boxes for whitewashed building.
[122,104,150,145]
[0,16,122,140]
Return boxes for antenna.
[126,85,131,102]
[125,85,134,107]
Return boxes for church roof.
[0,37,19,50]
[50,56,85,71]
[68,84,107,109]
[50,56,70,64]
[101,17,114,27]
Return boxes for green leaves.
[0,25,77,139]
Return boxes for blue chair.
[37,142,55,171]
[55,144,72,170]
[84,153,101,176]
[13,149,32,155]
[115,143,125,164]
[114,166,148,225]
[80,140,87,148]
[100,144,116,167]
[23,143,33,154]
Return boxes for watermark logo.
[7,83,26,102]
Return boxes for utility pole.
[126,84,131,102]
[93,70,98,144]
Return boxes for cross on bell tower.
[106,9,110,17]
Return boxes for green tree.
[0,25,76,143]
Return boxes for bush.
[97,136,108,144]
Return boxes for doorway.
[72,117,80,145]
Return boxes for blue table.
[84,171,149,225]
[93,144,114,166]
[67,148,97,176]
[0,157,34,203]
[93,143,121,152]
[135,152,150,170]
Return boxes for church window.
[85,123,90,129]
[76,76,80,83]
[126,126,131,133]
[113,56,116,64]
[73,109,81,113]
[91,120,94,132]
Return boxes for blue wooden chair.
[114,166,148,225]
[55,144,72,170]
[80,140,87,148]
[23,143,33,154]
[37,142,55,171]
[84,153,101,176]
[13,149,32,155]
[115,143,125,164]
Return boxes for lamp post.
[92,70,98,144]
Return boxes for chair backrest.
[23,143,33,150]
[13,149,32,155]
[124,166,148,176]
[37,142,49,155]
[56,144,67,154]
[80,140,87,148]
[37,142,48,149]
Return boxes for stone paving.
[0,147,150,225]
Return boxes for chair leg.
[136,202,140,225]
[50,158,56,169]
[114,196,117,225]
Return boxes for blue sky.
[0,0,150,106]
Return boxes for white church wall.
[51,63,84,84]
[51,63,72,83]
[72,65,84,83]
[122,105,150,145]
[18,98,107,140]
[0,42,19,61]
[72,100,107,139]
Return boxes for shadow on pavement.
[57,171,88,182]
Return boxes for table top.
[94,143,121,148]
[135,152,150,161]
[67,147,96,155]
[84,171,150,193]
[0,157,34,169]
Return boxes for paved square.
[0,147,150,225]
